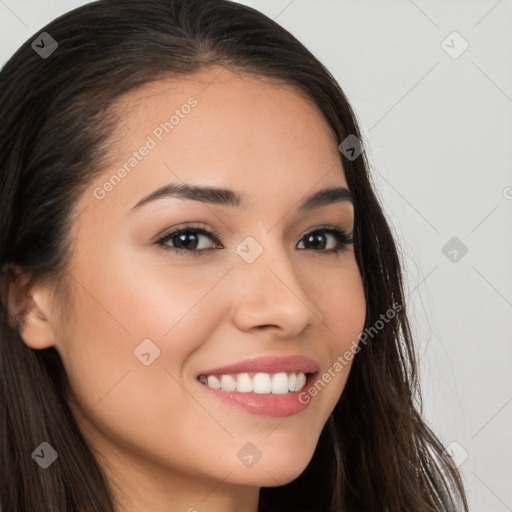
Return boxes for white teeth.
[288,373,296,392]
[207,375,221,389]
[220,374,237,391]
[236,373,253,393]
[253,373,272,394]
[199,371,309,394]
[271,372,289,394]
[295,372,306,391]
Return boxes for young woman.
[0,0,469,510]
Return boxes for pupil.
[177,232,198,250]
[306,233,325,249]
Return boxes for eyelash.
[155,223,354,257]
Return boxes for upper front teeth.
[198,372,307,394]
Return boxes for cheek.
[315,259,366,346]
[59,253,235,465]
[68,236,229,338]
[60,249,232,394]
[306,262,366,412]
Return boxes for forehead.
[80,66,347,216]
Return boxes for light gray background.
[1,1,511,510]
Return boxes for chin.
[230,445,317,487]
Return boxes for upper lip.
[197,355,320,377]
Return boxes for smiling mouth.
[197,371,316,395]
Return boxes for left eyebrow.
[129,183,354,213]
[298,186,353,212]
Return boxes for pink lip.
[196,355,320,377]
[197,372,321,417]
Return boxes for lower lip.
[197,373,318,417]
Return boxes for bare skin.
[12,66,366,512]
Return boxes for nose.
[229,240,324,336]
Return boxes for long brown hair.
[0,0,469,510]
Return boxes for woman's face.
[46,67,366,508]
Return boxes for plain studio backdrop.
[1,1,511,510]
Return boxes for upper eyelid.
[155,223,218,242]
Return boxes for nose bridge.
[230,231,323,331]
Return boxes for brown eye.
[297,226,354,254]
[156,225,222,256]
